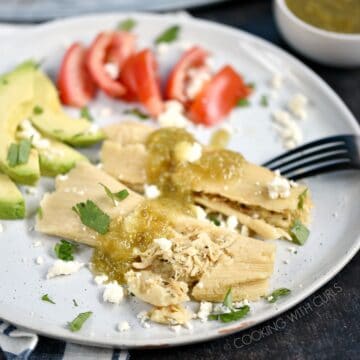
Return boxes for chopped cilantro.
[80,106,94,122]
[124,108,149,120]
[68,311,92,332]
[7,139,32,167]
[54,240,77,261]
[155,25,180,44]
[298,189,308,210]
[290,219,309,245]
[33,105,43,115]
[37,207,43,219]
[266,288,291,303]
[41,294,55,304]
[72,200,110,234]
[207,213,221,226]
[117,18,136,31]
[99,183,129,206]
[260,95,269,107]
[73,299,79,307]
[209,288,250,323]
[237,98,250,107]
[209,306,250,323]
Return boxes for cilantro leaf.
[209,306,250,323]
[237,98,250,107]
[267,288,291,303]
[7,139,32,167]
[290,219,309,245]
[7,143,18,167]
[33,105,43,115]
[41,294,55,304]
[223,288,234,310]
[80,106,94,122]
[298,189,308,210]
[54,240,77,261]
[260,95,269,107]
[68,311,92,332]
[124,108,149,120]
[117,18,136,31]
[207,213,221,226]
[72,200,110,234]
[155,25,180,44]
[99,183,129,206]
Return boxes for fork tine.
[287,162,353,180]
[262,135,347,167]
[266,144,348,171]
[280,153,351,176]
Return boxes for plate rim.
[0,12,359,349]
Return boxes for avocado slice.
[0,62,41,185]
[30,70,105,147]
[38,138,89,177]
[0,173,25,219]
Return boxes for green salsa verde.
[286,0,360,34]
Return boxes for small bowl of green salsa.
[274,0,360,66]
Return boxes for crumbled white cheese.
[144,184,161,199]
[183,322,193,331]
[33,240,42,247]
[271,73,283,90]
[234,299,250,308]
[267,172,291,200]
[154,237,172,252]
[288,93,308,120]
[226,215,238,230]
[240,225,249,237]
[272,110,303,149]
[47,260,84,279]
[156,42,170,55]
[289,180,298,188]
[87,124,99,135]
[18,119,50,149]
[158,100,190,128]
[193,206,207,221]
[94,274,108,285]
[104,62,119,79]
[197,301,213,322]
[35,256,44,265]
[267,295,274,302]
[137,311,151,328]
[103,281,124,304]
[213,303,231,314]
[174,141,202,163]
[57,174,68,181]
[117,321,130,332]
[170,325,182,333]
[186,68,211,100]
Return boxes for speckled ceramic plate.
[0,13,359,349]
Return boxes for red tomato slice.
[57,43,96,107]
[188,65,249,126]
[120,49,163,116]
[86,32,135,98]
[165,46,209,104]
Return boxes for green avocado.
[38,138,89,177]
[0,62,41,185]
[0,173,25,219]
[30,70,105,147]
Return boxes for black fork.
[262,135,360,180]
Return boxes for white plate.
[0,13,359,349]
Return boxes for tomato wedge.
[165,46,209,104]
[86,31,135,98]
[188,65,250,126]
[120,49,163,116]
[57,43,96,107]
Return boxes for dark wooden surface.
[4,1,359,359]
